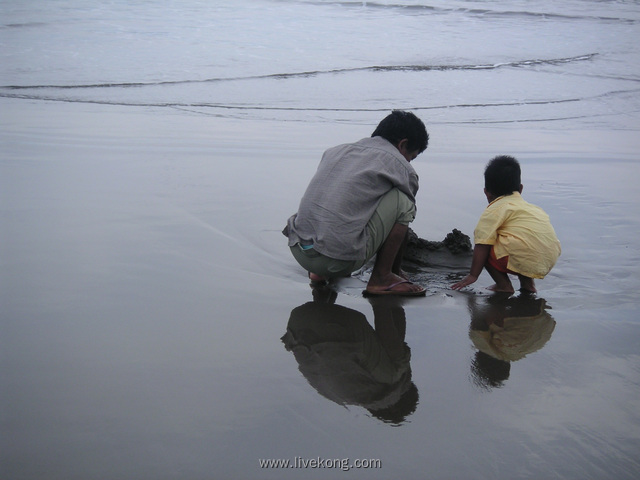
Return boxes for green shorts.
[290,188,416,278]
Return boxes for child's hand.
[451,274,478,290]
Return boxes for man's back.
[285,136,419,261]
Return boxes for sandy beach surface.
[2,98,640,479]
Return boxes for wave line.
[0,92,590,111]
[0,54,598,91]
[303,1,639,24]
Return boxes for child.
[451,155,561,293]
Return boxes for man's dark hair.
[371,110,429,154]
[484,155,521,197]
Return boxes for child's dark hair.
[470,351,511,390]
[484,155,521,197]
[371,110,429,154]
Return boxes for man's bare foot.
[308,272,328,284]
[392,269,409,281]
[365,273,426,296]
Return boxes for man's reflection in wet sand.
[466,292,556,390]
[281,285,418,425]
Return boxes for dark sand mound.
[404,228,472,269]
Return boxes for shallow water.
[2,0,640,478]
[2,0,640,127]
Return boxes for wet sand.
[2,98,640,479]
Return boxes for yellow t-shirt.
[474,192,561,279]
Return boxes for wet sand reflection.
[282,285,418,426]
[466,292,556,390]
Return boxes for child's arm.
[451,244,492,290]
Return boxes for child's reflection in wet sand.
[466,292,556,390]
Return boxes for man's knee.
[364,189,416,260]
[378,188,415,226]
[395,190,416,225]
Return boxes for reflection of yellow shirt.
[474,192,561,279]
[470,309,556,362]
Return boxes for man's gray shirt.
[284,136,419,261]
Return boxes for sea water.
[2,0,640,128]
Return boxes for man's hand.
[451,274,478,290]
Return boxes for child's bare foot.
[518,276,537,293]
[486,283,515,294]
